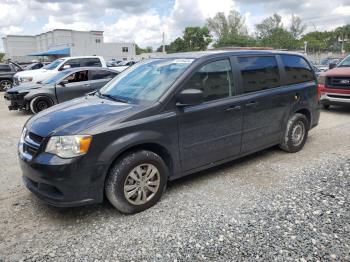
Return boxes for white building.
[2,29,136,63]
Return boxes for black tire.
[279,113,309,153]
[105,150,168,214]
[29,96,53,114]
[322,104,330,110]
[0,79,13,91]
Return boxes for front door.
[177,58,243,171]
[236,56,292,153]
[55,70,90,103]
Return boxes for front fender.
[24,91,57,104]
[95,129,180,178]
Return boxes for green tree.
[255,13,302,50]
[255,13,283,39]
[301,31,336,53]
[135,44,153,55]
[167,26,212,53]
[0,53,5,62]
[207,10,254,47]
[289,15,306,39]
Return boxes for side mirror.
[59,79,69,86]
[329,63,337,70]
[176,89,203,107]
[62,64,71,70]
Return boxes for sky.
[1,0,350,51]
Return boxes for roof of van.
[157,50,304,59]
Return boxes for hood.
[321,67,350,77]
[6,83,44,93]
[26,95,144,137]
[15,68,50,77]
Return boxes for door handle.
[84,84,91,87]
[225,105,241,112]
[245,101,259,107]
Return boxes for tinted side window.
[82,58,102,67]
[0,65,11,72]
[183,59,233,102]
[238,56,281,93]
[89,70,117,80]
[64,70,88,83]
[281,55,315,85]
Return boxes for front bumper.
[19,149,107,207]
[320,92,350,106]
[4,93,27,110]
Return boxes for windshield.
[337,56,350,67]
[45,59,64,70]
[100,58,194,103]
[41,70,70,84]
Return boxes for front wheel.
[105,150,168,214]
[279,113,309,153]
[0,79,13,91]
[29,96,53,114]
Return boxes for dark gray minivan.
[19,50,320,214]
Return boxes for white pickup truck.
[13,56,109,85]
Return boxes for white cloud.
[0,0,350,52]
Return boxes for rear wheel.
[0,79,13,91]
[279,113,309,153]
[105,150,168,214]
[29,96,53,114]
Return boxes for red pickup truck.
[318,55,350,109]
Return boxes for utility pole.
[304,41,308,55]
[162,32,165,54]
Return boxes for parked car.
[315,57,342,72]
[19,50,320,214]
[0,61,23,91]
[312,65,322,77]
[5,67,118,113]
[318,54,350,109]
[112,60,137,73]
[13,56,108,85]
[106,60,122,67]
[24,62,50,71]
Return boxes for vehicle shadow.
[322,105,350,114]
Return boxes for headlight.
[20,77,33,83]
[45,135,92,158]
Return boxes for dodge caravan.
[19,50,320,214]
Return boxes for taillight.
[317,83,325,101]
[317,76,326,101]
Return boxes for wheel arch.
[294,108,311,129]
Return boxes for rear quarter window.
[281,55,315,85]
[238,56,281,93]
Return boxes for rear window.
[281,55,315,85]
[82,58,102,67]
[238,56,281,93]
[0,64,11,72]
[89,70,117,80]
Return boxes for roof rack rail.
[213,46,275,50]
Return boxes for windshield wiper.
[95,90,129,103]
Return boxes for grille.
[22,131,44,159]
[327,77,350,89]
[28,132,44,144]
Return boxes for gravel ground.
[0,95,349,261]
